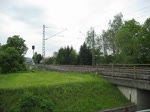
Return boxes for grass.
[0,71,131,112]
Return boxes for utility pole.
[42,25,45,58]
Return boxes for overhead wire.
[125,5,150,16]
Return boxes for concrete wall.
[117,86,137,104]
[117,86,150,110]
[137,89,150,110]
[98,105,136,112]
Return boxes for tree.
[105,13,123,55]
[69,50,78,65]
[6,35,28,56]
[78,42,92,65]
[115,19,141,63]
[43,57,54,64]
[138,18,150,63]
[56,46,77,65]
[56,47,65,64]
[0,35,28,73]
[101,30,109,57]
[85,27,102,65]
[33,52,42,64]
[0,47,22,73]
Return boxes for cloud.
[0,0,150,57]
[0,0,44,29]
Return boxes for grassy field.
[0,71,131,112]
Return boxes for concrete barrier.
[97,105,137,112]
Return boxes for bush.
[10,93,54,112]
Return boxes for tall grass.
[0,71,131,112]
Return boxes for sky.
[0,0,150,57]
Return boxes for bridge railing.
[98,64,150,80]
[36,64,150,80]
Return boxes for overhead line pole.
[42,25,67,59]
[92,29,95,66]
[42,25,45,58]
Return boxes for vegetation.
[56,46,77,65]
[1,14,149,68]
[44,14,150,65]
[100,14,150,64]
[33,52,42,64]
[115,19,141,63]
[11,93,54,112]
[78,42,92,65]
[0,71,131,112]
[44,46,77,65]
[0,35,28,73]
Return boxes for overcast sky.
[0,0,150,57]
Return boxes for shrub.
[10,93,54,112]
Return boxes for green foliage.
[86,27,96,49]
[11,93,53,112]
[43,14,150,64]
[0,35,28,73]
[82,13,123,64]
[98,14,149,64]
[70,49,78,64]
[78,42,92,65]
[6,35,28,56]
[44,57,54,64]
[115,19,141,63]
[43,52,58,65]
[33,52,42,64]
[0,47,24,73]
[56,46,77,65]
[138,18,150,63]
[104,13,123,55]
[101,30,109,57]
[0,72,131,112]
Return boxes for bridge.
[97,64,150,111]
[37,64,150,110]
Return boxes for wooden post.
[134,65,136,80]
[112,64,114,76]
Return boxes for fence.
[36,64,150,80]
[98,64,150,80]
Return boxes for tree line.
[1,13,149,74]
[41,13,150,65]
[101,13,150,64]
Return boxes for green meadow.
[0,71,131,112]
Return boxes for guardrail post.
[134,65,136,80]
[112,64,114,76]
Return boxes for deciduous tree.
[115,19,141,63]
[33,52,42,64]
[0,35,28,73]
